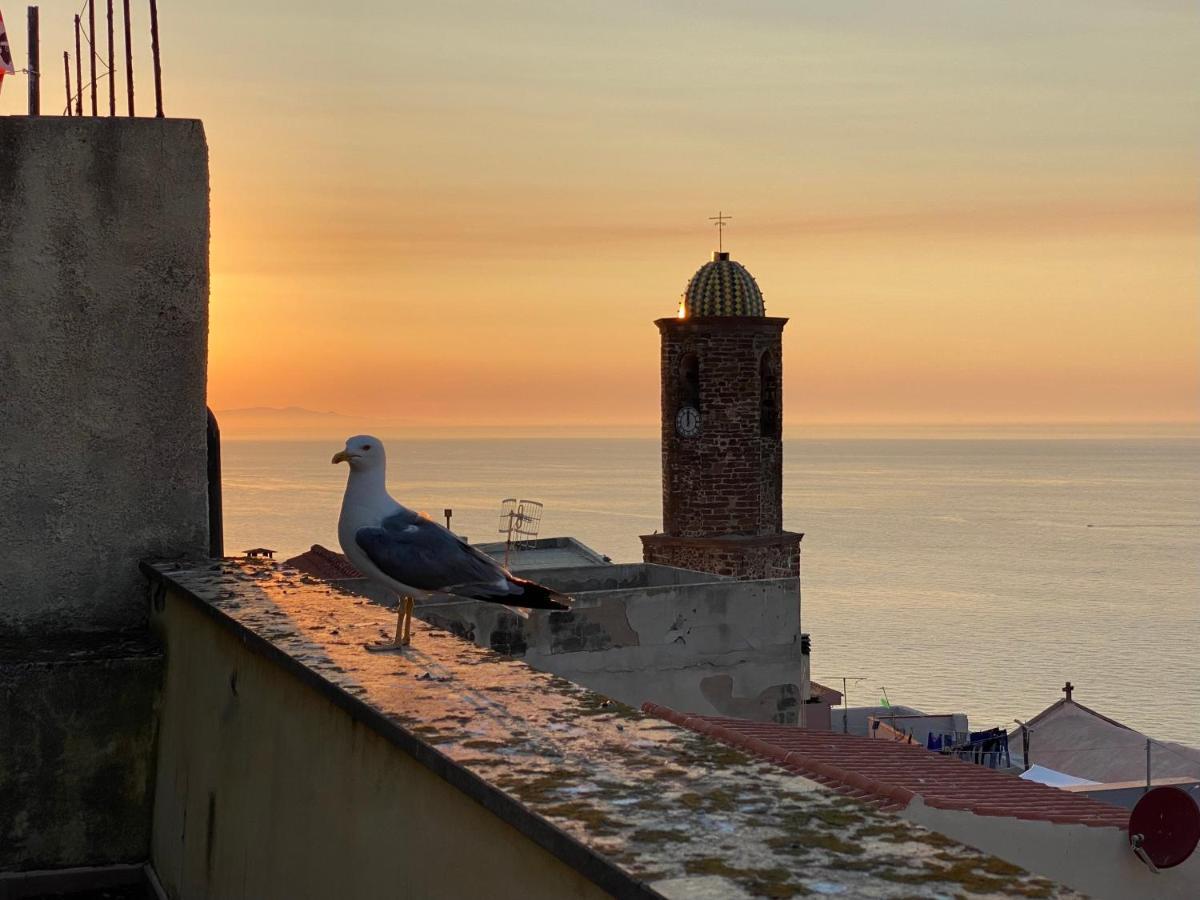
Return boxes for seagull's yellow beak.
[331,450,354,465]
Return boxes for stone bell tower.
[640,248,802,579]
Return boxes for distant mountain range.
[216,406,353,420]
[213,406,367,438]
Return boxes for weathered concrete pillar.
[0,118,209,872]
[0,118,210,631]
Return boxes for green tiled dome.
[682,252,765,317]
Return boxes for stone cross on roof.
[1062,681,1074,701]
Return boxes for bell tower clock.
[640,248,802,580]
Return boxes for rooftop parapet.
[141,559,1073,899]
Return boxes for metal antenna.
[837,675,867,734]
[1013,719,1031,771]
[708,210,731,252]
[879,685,896,733]
[498,499,543,567]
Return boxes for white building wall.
[902,796,1200,900]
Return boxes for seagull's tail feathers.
[503,575,572,611]
[444,576,571,611]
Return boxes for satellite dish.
[1128,786,1200,871]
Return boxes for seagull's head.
[331,435,386,472]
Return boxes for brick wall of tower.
[642,536,801,580]
[657,317,787,538]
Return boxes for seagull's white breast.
[336,473,406,590]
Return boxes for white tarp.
[1019,764,1100,788]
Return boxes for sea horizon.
[214,415,1200,443]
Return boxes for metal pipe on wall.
[25,6,39,116]
[207,409,224,559]
[73,15,82,116]
[122,0,133,115]
[106,0,114,115]
[148,0,162,117]
[87,0,96,115]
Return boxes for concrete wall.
[150,588,610,900]
[832,707,969,740]
[0,118,209,875]
[0,118,210,634]
[0,635,162,870]
[805,701,833,731]
[475,537,611,569]
[420,564,810,724]
[902,796,1200,900]
[1072,780,1200,811]
[517,562,732,591]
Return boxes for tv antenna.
[836,675,867,734]
[498,498,543,567]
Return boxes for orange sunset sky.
[5,1,1197,430]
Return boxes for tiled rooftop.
[283,544,363,580]
[142,559,1081,899]
[643,705,1132,828]
[809,680,844,704]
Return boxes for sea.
[219,434,1200,746]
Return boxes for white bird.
[333,434,569,650]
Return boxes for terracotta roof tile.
[809,679,843,704]
[283,544,362,581]
[642,703,1131,829]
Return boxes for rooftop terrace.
[141,559,1074,899]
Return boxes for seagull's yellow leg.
[364,594,414,652]
[401,596,414,646]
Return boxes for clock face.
[675,405,701,437]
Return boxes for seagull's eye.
[362,444,372,450]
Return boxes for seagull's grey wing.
[355,512,501,593]
[355,510,570,610]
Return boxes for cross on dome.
[708,210,731,252]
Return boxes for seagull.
[332,434,570,651]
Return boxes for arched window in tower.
[760,352,780,438]
[680,352,701,411]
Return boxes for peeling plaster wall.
[420,564,810,724]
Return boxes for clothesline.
[63,67,116,115]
